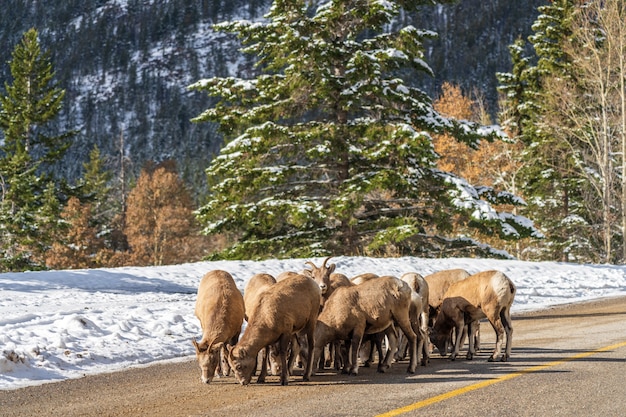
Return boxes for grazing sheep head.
[303,256,336,295]
[227,345,256,386]
[192,339,222,384]
[429,328,449,356]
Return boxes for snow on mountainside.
[0,0,546,192]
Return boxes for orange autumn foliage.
[124,162,208,266]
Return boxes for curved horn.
[322,256,333,269]
[304,261,318,270]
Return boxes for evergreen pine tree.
[0,28,74,270]
[77,145,118,246]
[45,197,103,270]
[190,0,540,259]
[497,1,593,262]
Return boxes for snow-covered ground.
[2,256,626,390]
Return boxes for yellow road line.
[376,340,626,417]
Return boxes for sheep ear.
[328,263,336,274]
[193,339,209,353]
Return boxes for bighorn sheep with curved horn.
[301,256,336,298]
[313,275,418,376]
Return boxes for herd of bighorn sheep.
[191,258,516,385]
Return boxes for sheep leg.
[393,317,417,373]
[466,321,475,360]
[501,307,513,361]
[311,343,324,376]
[286,335,300,376]
[415,326,428,366]
[449,314,465,361]
[360,337,373,367]
[444,328,453,356]
[486,308,506,362]
[215,350,223,378]
[379,326,397,373]
[395,332,407,362]
[472,321,481,352]
[302,325,315,382]
[317,343,328,371]
[347,331,364,376]
[256,347,268,383]
[410,315,428,366]
[221,334,238,377]
[367,337,380,368]
[278,334,291,386]
[269,344,281,376]
[335,341,347,371]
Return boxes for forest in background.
[0,0,545,191]
[5,1,625,270]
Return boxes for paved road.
[1,296,626,417]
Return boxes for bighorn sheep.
[430,270,516,362]
[243,273,278,383]
[397,272,430,365]
[300,256,336,296]
[315,272,353,370]
[276,268,351,374]
[424,268,472,355]
[313,275,418,376]
[192,270,245,384]
[424,269,471,323]
[228,273,321,386]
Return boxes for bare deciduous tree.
[542,0,626,263]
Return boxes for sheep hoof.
[488,356,495,362]
[466,353,473,360]
[406,366,416,374]
[363,361,372,368]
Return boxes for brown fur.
[397,272,430,365]
[243,273,278,382]
[243,273,277,322]
[313,275,418,376]
[431,270,516,362]
[317,273,353,369]
[424,269,471,320]
[192,270,245,384]
[425,269,474,356]
[349,272,379,285]
[228,273,321,386]
[300,256,336,296]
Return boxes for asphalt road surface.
[1,296,626,417]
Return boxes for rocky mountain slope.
[0,0,545,192]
